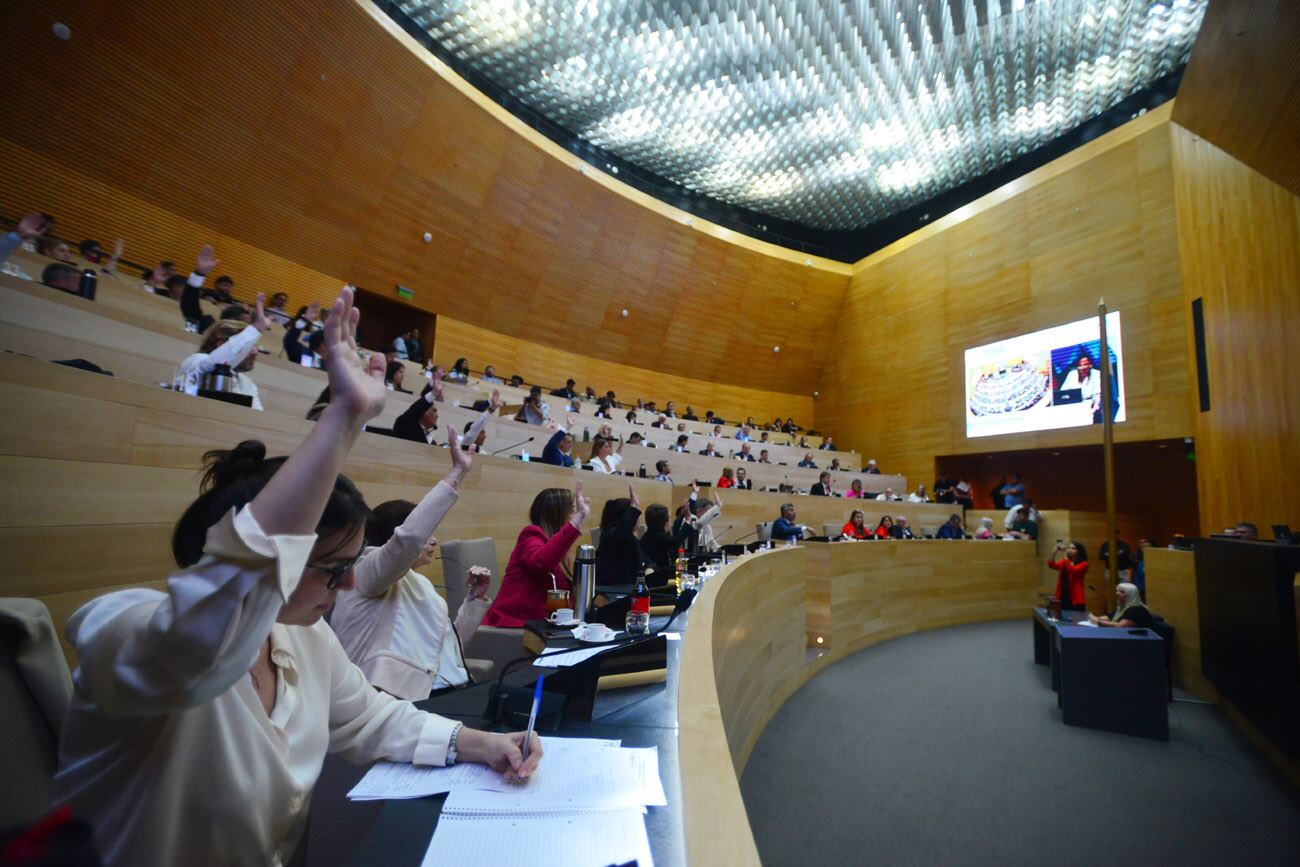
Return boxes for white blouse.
[331,480,490,700]
[173,323,264,410]
[588,452,623,474]
[53,507,457,867]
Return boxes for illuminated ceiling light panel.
[396,0,1206,230]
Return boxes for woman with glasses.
[53,288,540,866]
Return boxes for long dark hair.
[600,497,632,531]
[171,441,370,567]
[1070,541,1088,564]
[528,488,575,537]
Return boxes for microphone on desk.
[491,436,534,455]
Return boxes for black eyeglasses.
[306,552,364,589]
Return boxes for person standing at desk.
[1049,540,1089,612]
[1089,582,1155,628]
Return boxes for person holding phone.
[331,430,493,699]
[1048,540,1090,611]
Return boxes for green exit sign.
[396,285,414,300]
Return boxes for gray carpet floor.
[740,620,1300,866]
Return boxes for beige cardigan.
[331,480,489,700]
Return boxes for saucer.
[549,619,580,628]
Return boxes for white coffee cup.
[549,608,574,624]
[579,622,613,641]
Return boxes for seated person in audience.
[53,290,539,865]
[593,397,613,419]
[385,360,411,393]
[1090,582,1156,629]
[830,458,842,471]
[889,516,917,540]
[447,357,470,383]
[550,378,577,399]
[653,415,672,429]
[331,432,491,698]
[206,275,237,304]
[844,478,865,499]
[283,303,322,363]
[664,401,677,418]
[758,449,772,464]
[567,397,584,413]
[736,443,756,462]
[264,292,292,327]
[975,517,996,539]
[654,459,674,483]
[79,237,124,275]
[582,385,597,402]
[596,422,615,440]
[1048,541,1089,611]
[933,470,956,503]
[644,400,658,413]
[37,235,78,263]
[936,514,966,540]
[875,487,899,501]
[587,434,625,474]
[810,471,834,497]
[744,416,756,429]
[625,409,640,425]
[759,431,771,444]
[842,510,871,540]
[142,259,176,295]
[509,374,525,388]
[458,392,501,452]
[864,459,881,474]
[392,330,412,360]
[704,410,717,423]
[174,295,273,409]
[819,435,837,451]
[798,436,810,448]
[1004,499,1042,531]
[671,434,690,453]
[481,364,502,384]
[641,503,690,578]
[514,390,547,426]
[798,452,818,468]
[782,417,799,433]
[772,503,808,542]
[683,405,699,421]
[699,441,721,458]
[734,466,753,490]
[0,211,51,263]
[874,515,894,539]
[627,431,645,446]
[676,422,687,432]
[541,419,576,467]
[393,381,445,444]
[907,484,929,503]
[40,262,82,295]
[220,303,250,323]
[717,467,736,489]
[673,486,722,553]
[595,486,648,585]
[953,480,974,509]
[1233,521,1258,541]
[605,390,621,408]
[736,425,754,442]
[484,484,590,627]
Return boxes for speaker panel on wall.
[1192,297,1210,412]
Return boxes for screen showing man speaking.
[964,312,1125,439]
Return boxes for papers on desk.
[531,645,618,668]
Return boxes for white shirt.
[174,323,264,410]
[331,481,490,699]
[1004,505,1043,529]
[1061,368,1100,401]
[53,508,457,866]
[907,493,930,503]
[588,452,623,474]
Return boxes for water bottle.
[573,544,597,622]
[78,269,98,300]
[583,426,591,442]
[520,450,530,462]
[639,463,646,478]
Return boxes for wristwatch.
[446,721,464,765]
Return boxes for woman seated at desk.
[484,484,590,627]
[1048,541,1090,612]
[874,515,894,539]
[595,485,647,586]
[1089,582,1155,628]
[587,434,625,474]
[841,510,871,540]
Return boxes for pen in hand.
[518,674,544,775]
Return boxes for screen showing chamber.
[964,312,1125,439]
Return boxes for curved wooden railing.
[677,540,1039,864]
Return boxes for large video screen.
[964,312,1125,439]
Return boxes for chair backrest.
[439,538,499,616]
[823,521,843,538]
[921,526,937,538]
[589,526,602,548]
[0,598,73,828]
[756,522,773,542]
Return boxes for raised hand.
[489,389,502,413]
[252,292,273,333]
[628,484,640,510]
[111,237,125,261]
[196,243,219,275]
[445,423,473,483]
[305,300,321,322]
[465,565,492,601]
[16,212,50,240]
[429,378,445,402]
[570,482,591,528]
[322,286,387,423]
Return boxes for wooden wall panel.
[1172,0,1300,199]
[817,112,1194,490]
[1143,548,1215,701]
[0,0,847,397]
[1169,124,1300,535]
[432,317,814,426]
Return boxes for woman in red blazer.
[841,510,871,540]
[1048,540,1089,611]
[716,467,735,489]
[874,515,894,539]
[483,483,591,627]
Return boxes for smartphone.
[1056,538,1064,545]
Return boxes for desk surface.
[307,615,688,867]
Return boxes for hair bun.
[202,440,268,491]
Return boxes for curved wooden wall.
[677,539,1038,864]
[0,0,847,396]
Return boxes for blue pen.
[520,675,544,762]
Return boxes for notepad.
[441,745,666,809]
[420,805,654,867]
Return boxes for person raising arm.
[483,483,591,627]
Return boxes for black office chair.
[1150,615,1176,701]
